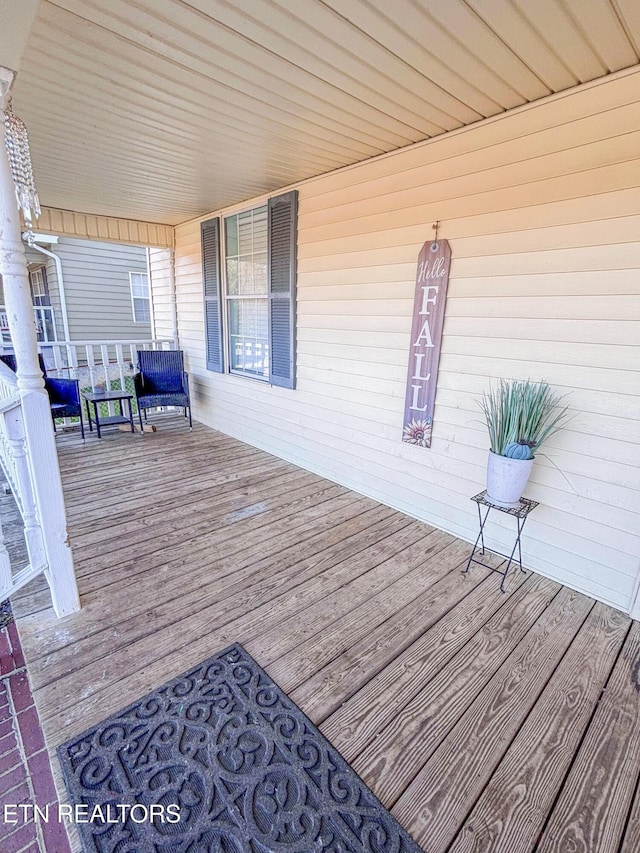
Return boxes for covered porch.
[10,415,640,852]
[0,2,639,851]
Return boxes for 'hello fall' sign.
[402,239,451,448]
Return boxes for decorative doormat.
[58,643,423,853]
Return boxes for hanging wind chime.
[3,98,40,228]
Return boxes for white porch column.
[0,68,79,616]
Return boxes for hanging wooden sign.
[402,238,451,448]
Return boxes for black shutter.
[201,217,224,373]
[268,190,297,389]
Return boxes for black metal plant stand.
[463,490,539,592]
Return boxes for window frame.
[129,271,151,324]
[202,189,297,388]
[222,204,270,382]
[28,266,50,306]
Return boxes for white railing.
[42,338,175,390]
[0,361,49,600]
[0,338,175,605]
[0,337,177,420]
[42,338,176,419]
[0,339,176,606]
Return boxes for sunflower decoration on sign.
[402,418,432,447]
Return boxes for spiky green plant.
[479,379,570,458]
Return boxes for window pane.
[133,297,150,323]
[237,210,254,255]
[225,215,238,257]
[225,207,267,257]
[35,308,56,343]
[252,252,267,293]
[253,207,267,253]
[29,268,50,306]
[224,206,268,297]
[130,272,149,298]
[30,269,45,296]
[228,298,269,378]
[238,259,254,294]
[226,257,239,295]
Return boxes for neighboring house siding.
[46,237,151,340]
[0,247,64,340]
[170,69,640,613]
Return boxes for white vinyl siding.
[169,69,640,615]
[147,247,176,341]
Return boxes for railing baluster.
[86,345,96,392]
[115,344,126,396]
[0,385,47,596]
[67,341,78,376]
[101,344,110,390]
[100,344,113,415]
[52,342,62,376]
[4,406,46,570]
[0,509,12,592]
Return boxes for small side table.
[463,490,539,592]
[83,391,135,439]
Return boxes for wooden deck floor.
[11,415,640,852]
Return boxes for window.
[29,267,50,306]
[129,272,150,323]
[202,190,297,389]
[225,206,269,378]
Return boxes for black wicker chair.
[0,353,85,439]
[133,350,192,430]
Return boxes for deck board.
[21,490,374,671]
[290,537,486,720]
[449,601,630,853]
[9,414,638,853]
[391,585,593,849]
[38,505,408,694]
[537,620,640,853]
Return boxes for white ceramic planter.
[486,450,533,509]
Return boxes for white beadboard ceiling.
[8,0,640,225]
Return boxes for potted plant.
[479,379,570,508]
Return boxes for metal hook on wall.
[430,220,440,251]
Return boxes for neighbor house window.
[29,267,50,305]
[129,272,150,323]
[201,190,297,389]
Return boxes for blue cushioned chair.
[0,353,85,439]
[133,350,192,430]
